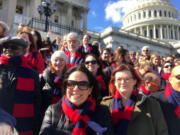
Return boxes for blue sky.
[87,0,180,32]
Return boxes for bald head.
[169,65,180,92]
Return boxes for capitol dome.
[122,0,180,42]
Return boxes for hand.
[0,123,13,135]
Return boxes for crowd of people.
[0,20,180,135]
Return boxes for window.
[54,15,59,23]
[150,29,153,38]
[144,30,147,37]
[148,10,151,17]
[164,11,167,17]
[16,5,23,14]
[159,10,162,17]
[143,11,146,18]
[156,29,159,38]
[169,12,171,17]
[154,10,157,17]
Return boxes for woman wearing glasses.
[101,64,168,135]
[39,64,113,135]
[84,54,109,97]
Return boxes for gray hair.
[67,32,79,41]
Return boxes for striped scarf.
[111,63,117,70]
[164,83,180,119]
[52,76,63,104]
[64,50,82,67]
[81,43,93,53]
[96,75,108,96]
[140,85,154,95]
[62,96,107,135]
[112,90,138,135]
[161,72,170,81]
[0,55,35,135]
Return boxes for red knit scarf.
[112,90,138,135]
[160,72,170,81]
[164,83,180,119]
[81,43,93,53]
[64,50,82,67]
[52,76,63,104]
[62,96,107,135]
[140,85,154,95]
[0,55,35,135]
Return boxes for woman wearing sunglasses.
[160,61,174,90]
[39,64,113,135]
[84,54,109,97]
[101,64,168,135]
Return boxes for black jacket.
[39,101,114,135]
[152,91,180,135]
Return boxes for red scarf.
[112,90,138,135]
[161,72,170,81]
[140,85,154,95]
[62,96,107,135]
[0,55,34,135]
[164,84,180,119]
[64,50,82,67]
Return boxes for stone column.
[153,25,156,39]
[67,3,72,27]
[160,25,163,40]
[146,25,149,37]
[83,9,88,34]
[172,25,175,39]
[177,26,180,40]
[3,0,17,29]
[140,27,143,36]
[166,25,169,39]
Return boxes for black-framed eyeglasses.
[85,60,97,65]
[66,80,90,90]
[164,65,173,68]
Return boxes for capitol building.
[0,0,180,56]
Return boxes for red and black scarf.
[52,76,63,104]
[164,83,180,119]
[81,43,93,53]
[111,63,117,70]
[140,85,154,95]
[64,50,82,67]
[160,72,170,81]
[62,96,107,135]
[96,75,108,96]
[112,90,138,135]
[0,55,35,135]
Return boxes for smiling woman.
[39,64,114,135]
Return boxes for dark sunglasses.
[164,65,173,68]
[66,80,90,90]
[85,60,97,65]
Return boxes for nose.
[72,85,79,91]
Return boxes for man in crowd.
[0,36,41,135]
[142,45,151,60]
[64,32,83,67]
[152,65,180,135]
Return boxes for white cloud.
[105,0,140,23]
[92,11,97,17]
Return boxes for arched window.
[149,10,151,17]
[138,13,141,19]
[154,10,157,17]
[164,11,167,17]
[159,10,162,17]
[143,11,146,18]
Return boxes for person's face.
[84,55,99,75]
[3,44,26,58]
[125,52,131,64]
[67,36,79,52]
[31,31,38,43]
[166,56,174,63]
[163,63,173,74]
[51,57,66,72]
[114,70,137,97]
[169,66,180,92]
[138,55,145,63]
[152,57,160,66]
[83,35,89,45]
[66,71,92,106]
[129,52,136,60]
[142,49,150,56]
[101,50,110,62]
[20,33,31,46]
[144,74,160,92]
